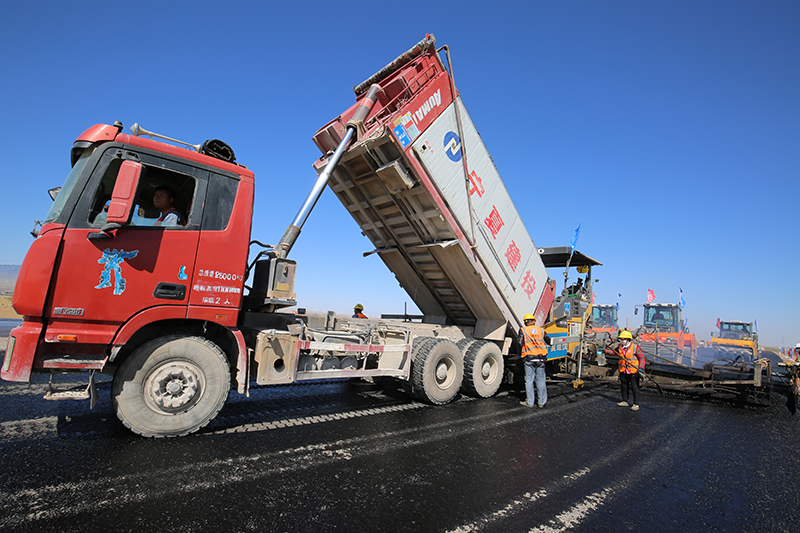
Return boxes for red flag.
[592,291,596,304]
[716,318,720,328]
[646,289,655,303]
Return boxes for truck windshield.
[592,307,617,327]
[721,323,751,336]
[43,146,97,224]
[645,307,677,331]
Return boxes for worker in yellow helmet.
[605,330,646,411]
[352,304,367,319]
[518,313,550,408]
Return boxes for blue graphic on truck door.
[95,248,139,295]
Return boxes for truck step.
[44,388,90,401]
[43,371,98,408]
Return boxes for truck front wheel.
[112,335,231,437]
[410,338,463,405]
[462,341,503,398]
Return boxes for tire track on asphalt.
[0,391,597,526]
[0,384,54,396]
[0,417,59,441]
[443,401,716,532]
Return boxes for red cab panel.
[12,229,64,318]
[2,321,43,382]
[46,227,199,346]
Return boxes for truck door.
[44,147,208,345]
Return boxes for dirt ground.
[0,297,21,319]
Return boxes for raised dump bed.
[243,35,559,406]
[312,34,553,342]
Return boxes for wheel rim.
[480,357,498,383]
[144,360,205,414]
[435,357,456,389]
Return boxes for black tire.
[456,338,477,354]
[462,341,503,398]
[401,337,437,392]
[412,336,439,354]
[112,335,231,437]
[410,338,463,404]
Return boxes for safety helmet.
[618,330,633,340]
[795,342,800,348]
[354,304,364,311]
[523,313,535,322]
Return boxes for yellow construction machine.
[709,320,758,363]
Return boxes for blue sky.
[1,1,797,347]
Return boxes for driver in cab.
[153,186,184,226]
[652,310,668,325]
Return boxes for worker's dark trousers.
[620,373,641,405]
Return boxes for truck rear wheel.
[401,337,437,393]
[410,338,463,405]
[456,338,477,353]
[462,341,503,398]
[112,335,231,437]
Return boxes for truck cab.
[637,302,697,365]
[590,304,618,334]
[4,122,253,394]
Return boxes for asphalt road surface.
[1,344,799,532]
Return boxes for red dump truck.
[3,35,555,437]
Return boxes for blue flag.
[679,287,685,309]
[569,222,582,252]
[616,292,621,309]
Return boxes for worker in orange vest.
[519,313,550,408]
[352,304,367,319]
[607,330,646,411]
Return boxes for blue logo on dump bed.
[444,131,462,162]
[393,124,412,148]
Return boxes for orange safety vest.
[353,312,367,319]
[618,343,642,374]
[521,325,548,361]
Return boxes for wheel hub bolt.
[166,380,183,395]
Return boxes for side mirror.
[634,308,638,315]
[48,187,61,201]
[710,332,716,338]
[87,222,122,241]
[106,161,142,225]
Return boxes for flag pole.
[565,222,582,294]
